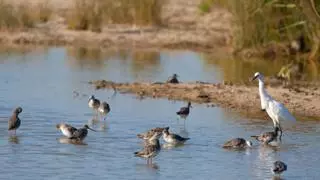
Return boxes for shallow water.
[0,47,320,179]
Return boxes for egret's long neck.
[258,78,268,99]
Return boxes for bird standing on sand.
[167,73,179,84]
[98,101,110,121]
[252,72,296,140]
[8,107,23,135]
[70,125,96,141]
[176,102,192,119]
[272,161,287,176]
[56,123,78,138]
[251,127,280,145]
[162,127,190,144]
[137,127,169,140]
[88,95,100,117]
[134,131,162,164]
[222,138,252,149]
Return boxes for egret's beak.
[251,76,258,81]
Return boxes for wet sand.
[89,80,320,120]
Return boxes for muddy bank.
[89,80,320,120]
[0,0,232,53]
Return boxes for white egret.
[252,72,296,140]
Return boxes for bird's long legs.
[278,124,283,142]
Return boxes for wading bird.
[176,102,192,119]
[222,138,252,149]
[137,127,169,140]
[134,131,162,165]
[252,72,296,140]
[70,125,96,141]
[272,161,287,177]
[98,101,110,121]
[251,127,280,145]
[88,95,100,118]
[8,107,23,135]
[56,123,78,138]
[167,73,179,84]
[162,127,190,144]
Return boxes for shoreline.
[0,0,233,53]
[89,80,320,120]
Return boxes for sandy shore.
[0,0,232,53]
[89,80,320,120]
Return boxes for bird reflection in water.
[135,163,159,170]
[57,137,87,146]
[88,118,108,132]
[179,126,189,138]
[162,143,185,150]
[251,144,278,179]
[8,136,19,144]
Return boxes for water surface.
[0,47,319,180]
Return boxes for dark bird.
[134,131,162,164]
[56,123,78,138]
[251,127,280,145]
[98,101,111,120]
[222,138,252,149]
[166,74,179,84]
[272,161,287,176]
[8,107,23,135]
[162,127,190,144]
[70,125,96,141]
[176,102,192,118]
[88,95,100,117]
[137,127,168,140]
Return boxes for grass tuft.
[66,0,164,32]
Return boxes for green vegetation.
[66,0,163,32]
[199,0,320,61]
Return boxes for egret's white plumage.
[252,72,296,130]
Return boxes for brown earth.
[0,0,233,53]
[89,80,320,120]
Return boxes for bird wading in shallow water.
[137,127,169,140]
[176,102,192,119]
[251,127,280,145]
[98,101,110,121]
[88,95,100,118]
[222,138,252,149]
[252,72,296,140]
[134,131,162,165]
[162,127,190,145]
[8,107,23,135]
[56,123,78,138]
[272,161,287,177]
[70,125,97,141]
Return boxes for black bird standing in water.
[176,102,192,119]
[8,107,23,135]
[70,125,96,141]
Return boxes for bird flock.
[6,72,296,178]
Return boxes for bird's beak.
[88,127,97,132]
[251,76,258,81]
